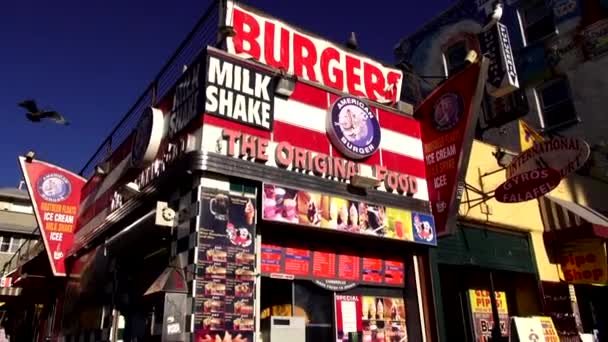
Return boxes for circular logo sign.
[432,92,464,131]
[495,167,562,203]
[131,107,164,168]
[327,97,381,159]
[37,173,71,203]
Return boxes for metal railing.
[1,228,44,276]
[79,0,220,178]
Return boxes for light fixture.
[25,151,35,163]
[395,101,413,113]
[350,174,380,190]
[275,74,296,97]
[95,161,110,176]
[121,182,140,197]
[464,50,479,65]
[492,148,516,168]
[346,32,358,50]
[218,25,236,42]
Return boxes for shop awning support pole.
[488,272,505,342]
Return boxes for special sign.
[225,1,402,104]
[205,53,275,130]
[19,157,86,276]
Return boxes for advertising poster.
[557,238,608,286]
[468,289,509,341]
[335,295,363,342]
[415,60,488,236]
[262,184,436,246]
[195,189,256,342]
[537,316,559,342]
[510,317,545,342]
[260,243,405,288]
[361,296,407,342]
[18,157,86,276]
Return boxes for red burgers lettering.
[228,5,402,103]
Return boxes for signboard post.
[19,157,86,276]
[416,58,489,236]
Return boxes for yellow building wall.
[459,140,560,282]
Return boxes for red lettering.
[364,62,385,103]
[294,147,308,170]
[334,159,347,179]
[408,177,418,195]
[398,174,410,194]
[386,172,399,192]
[293,33,317,82]
[264,22,290,71]
[586,253,596,263]
[256,138,269,162]
[386,71,402,102]
[232,8,261,59]
[346,162,359,179]
[373,165,388,182]
[275,142,293,168]
[345,55,364,97]
[222,129,240,157]
[240,135,257,159]
[313,154,327,175]
[320,47,343,90]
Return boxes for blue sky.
[0,0,452,187]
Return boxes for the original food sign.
[224,1,403,104]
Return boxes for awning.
[539,195,608,239]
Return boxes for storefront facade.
[428,140,582,341]
[57,2,441,342]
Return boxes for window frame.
[535,77,579,131]
[519,0,558,46]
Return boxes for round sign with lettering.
[432,92,464,131]
[313,279,358,292]
[131,107,164,168]
[37,173,71,203]
[506,137,590,180]
[327,97,381,159]
[495,167,561,203]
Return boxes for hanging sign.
[494,167,561,203]
[506,137,590,180]
[224,1,403,104]
[19,157,86,276]
[479,22,520,97]
[417,59,489,235]
[557,238,608,285]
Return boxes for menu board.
[261,243,405,288]
[262,183,437,246]
[195,189,256,342]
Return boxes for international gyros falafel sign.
[494,137,590,203]
[225,1,402,104]
[327,97,381,159]
[205,54,275,130]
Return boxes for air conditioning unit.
[484,89,529,128]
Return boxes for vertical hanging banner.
[416,58,489,236]
[19,157,86,276]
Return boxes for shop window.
[520,1,557,45]
[443,41,469,76]
[293,281,334,342]
[0,236,10,253]
[536,78,579,131]
[9,237,24,253]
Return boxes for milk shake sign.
[224,1,403,104]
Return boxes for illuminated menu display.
[261,244,405,287]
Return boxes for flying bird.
[18,100,69,125]
[482,1,503,32]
